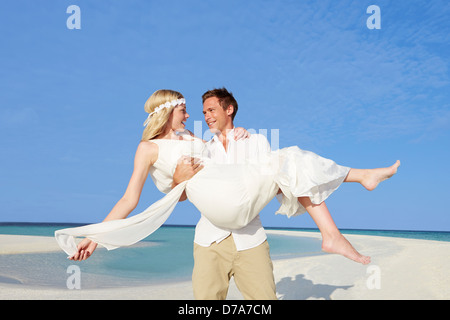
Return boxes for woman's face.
[169,104,189,131]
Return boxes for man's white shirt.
[193,128,272,251]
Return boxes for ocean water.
[0,223,322,288]
[0,223,449,288]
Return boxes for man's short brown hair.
[202,88,238,120]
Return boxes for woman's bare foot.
[361,160,401,191]
[322,233,371,265]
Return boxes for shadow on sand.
[276,274,353,300]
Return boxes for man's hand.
[172,155,204,190]
[172,156,204,201]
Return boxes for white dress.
[55,135,350,256]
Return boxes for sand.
[0,230,449,300]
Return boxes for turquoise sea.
[1,223,449,289]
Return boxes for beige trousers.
[192,236,277,300]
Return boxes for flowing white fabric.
[55,181,188,256]
[55,137,349,257]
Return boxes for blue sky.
[1,0,449,231]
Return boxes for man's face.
[202,97,233,134]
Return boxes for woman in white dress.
[55,89,400,264]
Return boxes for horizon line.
[0,221,449,234]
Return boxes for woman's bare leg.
[298,196,371,265]
[345,160,400,191]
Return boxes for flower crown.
[143,98,186,126]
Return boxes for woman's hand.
[69,238,98,261]
[234,127,251,140]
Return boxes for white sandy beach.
[0,231,449,300]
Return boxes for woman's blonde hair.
[141,89,184,141]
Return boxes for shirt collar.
[211,127,235,144]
